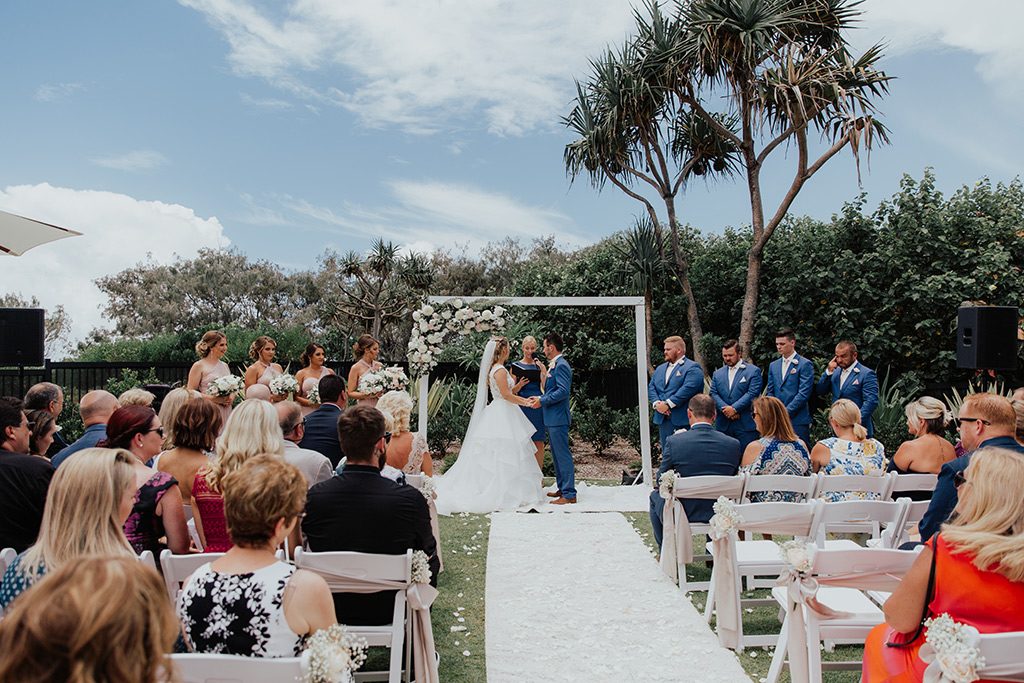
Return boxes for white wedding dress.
[434,363,544,515]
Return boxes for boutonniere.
[738,363,746,369]
[853,367,861,373]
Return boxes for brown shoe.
[546,490,562,498]
[550,497,577,505]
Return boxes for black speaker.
[956,306,1019,370]
[0,308,45,366]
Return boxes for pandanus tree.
[612,217,671,372]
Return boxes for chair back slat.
[170,653,306,683]
[294,548,412,584]
[808,546,919,578]
[814,472,895,499]
[890,473,938,494]
[733,500,824,539]
[160,551,226,603]
[816,499,909,546]
[743,474,817,501]
[0,547,16,577]
[977,632,1024,681]
[670,473,746,502]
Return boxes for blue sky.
[1,0,1021,348]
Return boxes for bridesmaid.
[511,335,547,469]
[243,336,283,401]
[295,343,335,416]
[186,330,234,427]
[347,334,383,407]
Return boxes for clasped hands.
[653,400,671,416]
[527,396,542,409]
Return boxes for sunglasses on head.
[953,470,969,489]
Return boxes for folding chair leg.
[388,631,404,683]
[806,620,823,683]
[703,571,715,623]
[765,616,789,683]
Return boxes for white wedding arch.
[413,295,654,485]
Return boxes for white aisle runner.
[485,512,749,682]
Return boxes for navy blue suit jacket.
[710,362,762,433]
[815,362,879,435]
[918,435,1024,542]
[658,423,742,523]
[647,358,705,428]
[766,354,815,427]
[299,403,344,467]
[539,356,572,427]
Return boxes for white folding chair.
[765,546,919,683]
[160,551,226,603]
[0,547,16,576]
[405,473,424,490]
[742,473,818,502]
[138,550,158,573]
[816,498,910,549]
[660,473,746,591]
[890,473,938,498]
[186,518,204,551]
[294,548,412,683]
[704,500,824,650]
[170,653,307,683]
[975,632,1024,682]
[814,472,895,503]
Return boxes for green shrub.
[428,379,476,457]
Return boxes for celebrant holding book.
[511,335,546,469]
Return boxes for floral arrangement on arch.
[407,299,508,377]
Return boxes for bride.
[434,337,544,515]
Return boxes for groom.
[529,332,576,505]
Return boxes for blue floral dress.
[741,438,811,502]
[817,437,886,501]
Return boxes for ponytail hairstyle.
[195,330,226,358]
[300,343,325,368]
[830,398,867,440]
[247,336,275,361]
[352,334,379,360]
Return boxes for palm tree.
[613,218,670,373]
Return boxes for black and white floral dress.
[177,560,304,657]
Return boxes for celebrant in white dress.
[434,337,544,515]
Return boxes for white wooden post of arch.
[416,296,654,486]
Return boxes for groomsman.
[709,339,762,450]
[647,335,704,451]
[766,328,814,446]
[815,340,879,436]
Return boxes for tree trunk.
[664,198,706,371]
[737,246,763,361]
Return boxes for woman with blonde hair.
[347,333,383,406]
[186,329,235,425]
[377,389,433,476]
[811,398,886,501]
[0,556,179,683]
[118,387,156,407]
[244,335,284,401]
[741,395,811,502]
[862,447,1024,682]
[510,335,547,469]
[0,448,137,610]
[889,396,956,476]
[191,399,285,551]
[158,386,201,450]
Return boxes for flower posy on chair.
[919,613,985,683]
[302,624,368,683]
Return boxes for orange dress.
[862,535,1024,682]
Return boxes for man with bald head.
[51,390,119,468]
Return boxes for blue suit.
[815,362,879,436]
[918,436,1024,542]
[299,403,344,468]
[51,423,107,468]
[710,362,762,450]
[647,357,705,450]
[540,355,576,500]
[766,354,815,447]
[648,424,741,547]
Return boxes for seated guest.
[157,397,221,502]
[377,390,433,476]
[1013,398,1024,444]
[51,390,119,467]
[918,393,1024,542]
[23,382,67,456]
[100,406,189,555]
[0,557,179,683]
[276,401,333,488]
[648,394,741,548]
[862,448,1024,682]
[25,409,57,459]
[158,387,201,451]
[303,405,439,625]
[118,387,156,407]
[0,448,137,610]
[0,397,53,553]
[300,374,347,467]
[741,395,811,502]
[178,455,335,657]
[888,396,956,475]
[811,398,886,501]
[192,399,285,552]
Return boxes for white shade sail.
[0,210,82,256]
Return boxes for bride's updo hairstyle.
[248,336,275,361]
[491,337,511,366]
[300,343,325,368]
[195,330,226,358]
[904,396,951,435]
[352,334,379,360]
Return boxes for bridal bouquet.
[357,366,409,395]
[269,373,300,398]
[301,623,368,683]
[205,374,244,398]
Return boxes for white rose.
[452,299,463,309]
[481,310,493,320]
[422,305,434,316]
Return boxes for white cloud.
[858,1,1024,101]
[0,183,229,352]
[239,92,293,109]
[91,150,169,172]
[34,82,84,102]
[179,0,635,135]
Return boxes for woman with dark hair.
[186,329,234,426]
[244,335,283,401]
[25,409,57,459]
[157,397,221,502]
[347,334,383,406]
[295,342,334,416]
[101,405,189,555]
